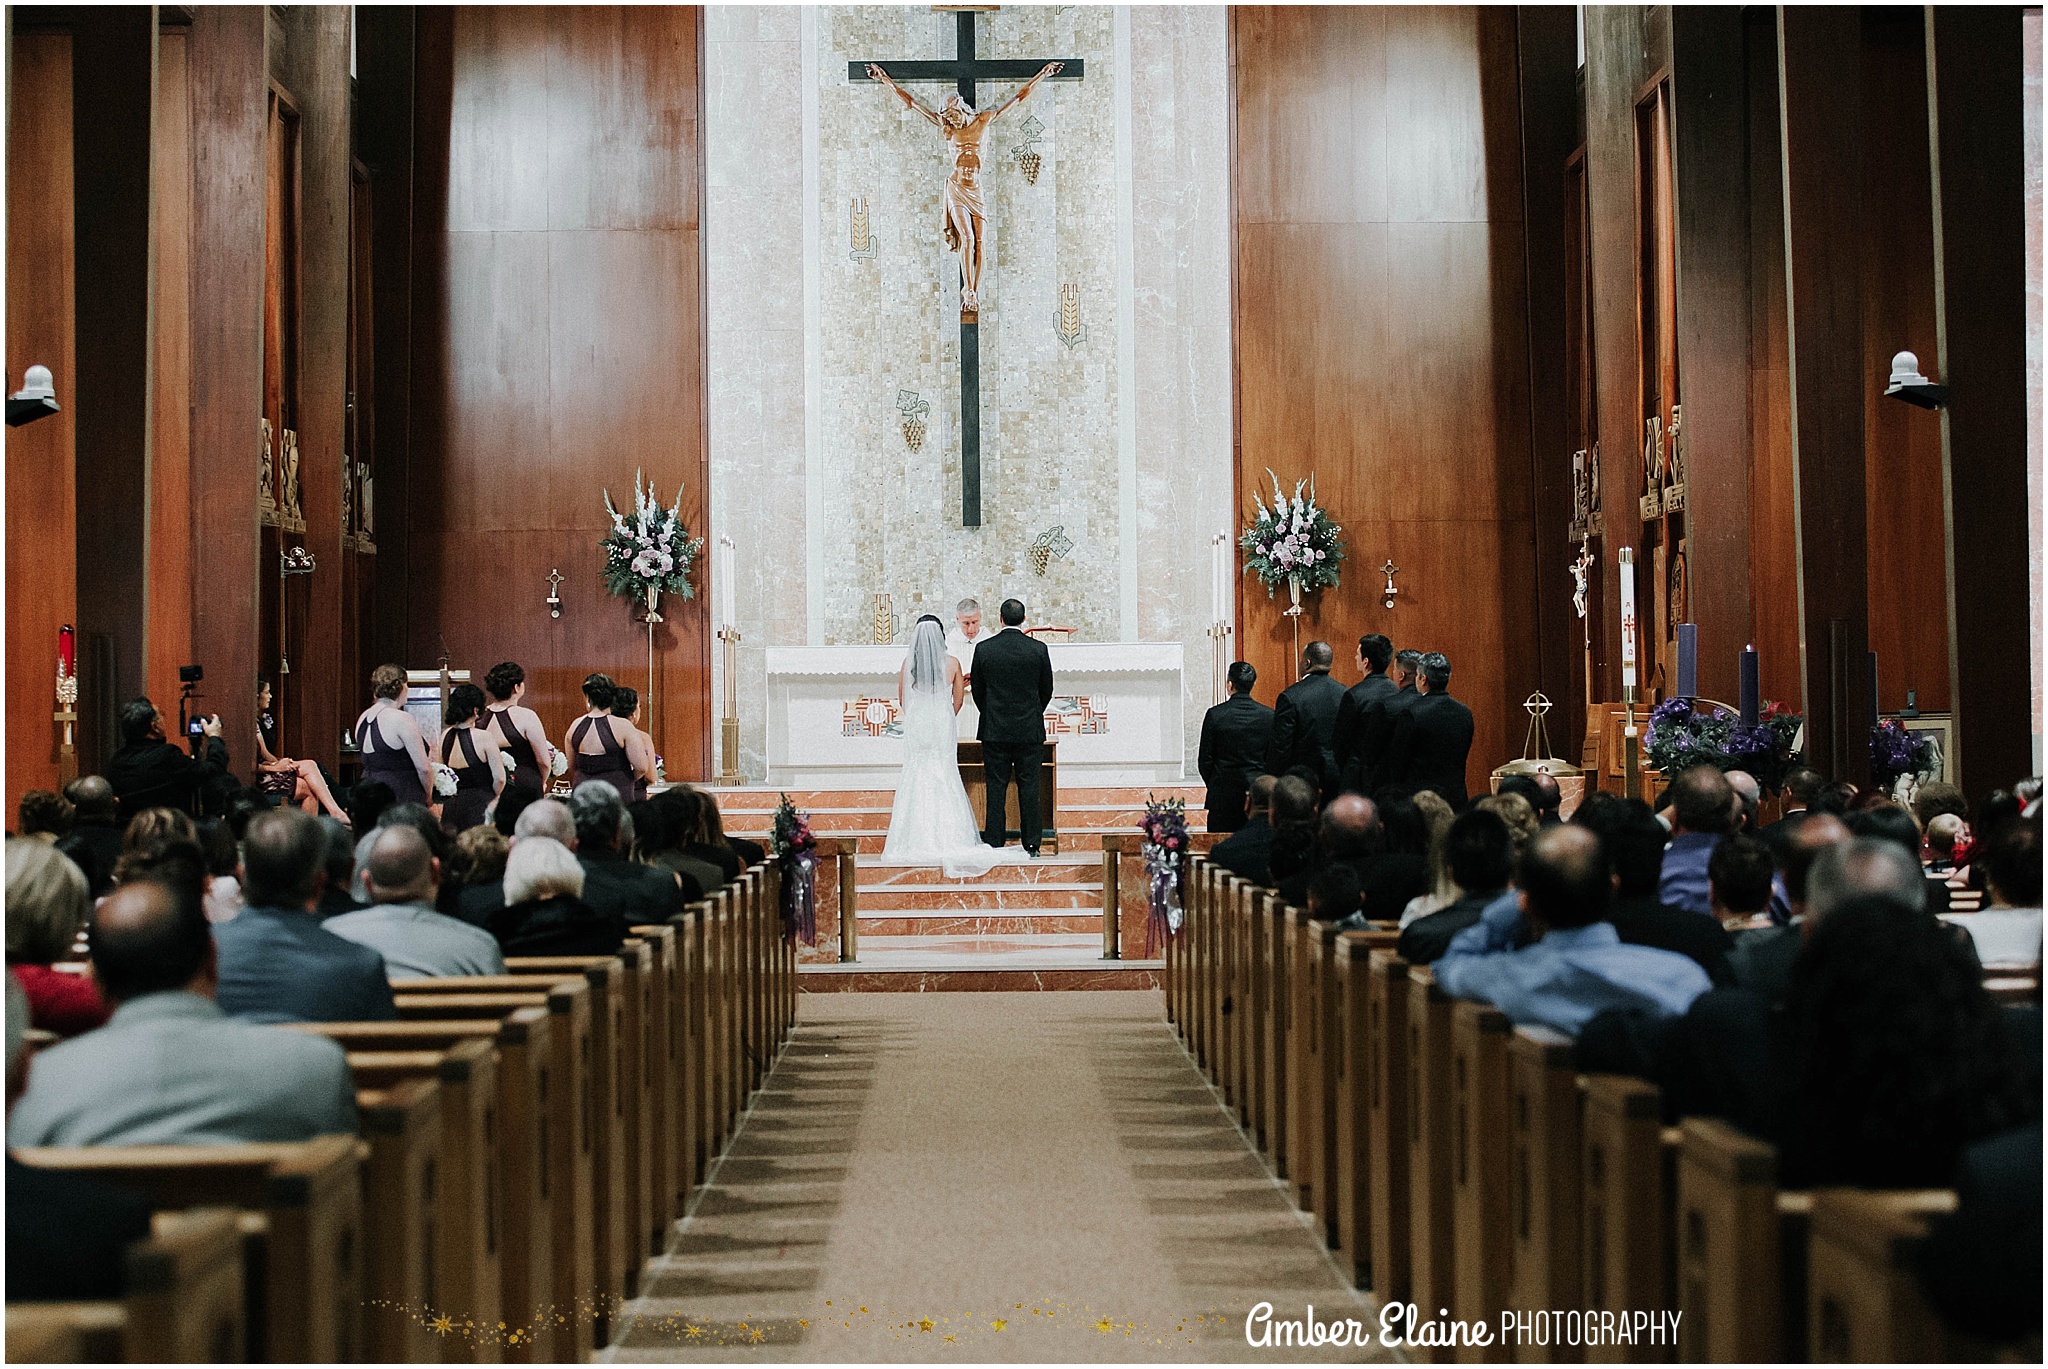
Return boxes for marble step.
[797,932,1160,992]
[853,881,1103,912]
[852,911,1106,937]
[857,855,1100,888]
[710,784,1204,811]
[726,806,1203,836]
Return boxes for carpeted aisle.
[604,992,1389,1363]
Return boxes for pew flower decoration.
[1240,470,1345,600]
[771,793,819,947]
[1869,718,1937,796]
[601,469,704,607]
[1645,697,1805,794]
[1139,793,1189,954]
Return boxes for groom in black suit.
[971,598,1055,856]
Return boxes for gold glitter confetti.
[919,1318,934,1332]
[991,1318,1007,1331]
[1095,1318,1114,1333]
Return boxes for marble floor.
[600,993,1389,1363]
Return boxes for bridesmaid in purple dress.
[352,664,432,807]
[438,683,505,834]
[566,673,639,799]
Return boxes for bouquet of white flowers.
[601,469,703,603]
[433,762,460,798]
[1240,469,1344,596]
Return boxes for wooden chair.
[1406,966,1456,1359]
[1806,1188,1961,1362]
[1505,1026,1581,1362]
[356,1077,444,1363]
[1579,1076,1674,1364]
[13,1136,364,1363]
[284,1009,553,1364]
[1449,999,1512,1359]
[345,1039,503,1363]
[1365,949,1413,1304]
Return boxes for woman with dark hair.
[346,779,397,835]
[353,663,431,806]
[606,686,660,802]
[254,677,349,820]
[481,661,556,795]
[627,799,705,903]
[566,673,639,799]
[195,817,243,923]
[671,784,743,883]
[437,683,505,835]
[652,790,728,893]
[1776,894,2037,1188]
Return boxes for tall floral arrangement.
[1139,794,1188,956]
[1239,470,1345,596]
[1869,719,1937,793]
[770,793,819,947]
[1645,697,1805,794]
[601,469,703,602]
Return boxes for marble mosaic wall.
[708,6,1233,780]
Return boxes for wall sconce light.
[1884,350,1948,410]
[8,365,58,427]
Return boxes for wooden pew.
[1579,1076,1674,1364]
[346,1040,503,1363]
[1406,966,1456,1358]
[357,1077,444,1363]
[1283,907,1317,1204]
[1365,949,1413,1304]
[1304,917,1343,1246]
[6,1304,125,1362]
[1674,1116,1785,1362]
[14,1135,365,1362]
[6,1208,245,1363]
[396,968,631,1329]
[1259,891,1291,1170]
[1449,999,1512,1359]
[1332,928,1397,1289]
[1241,888,1273,1149]
[673,902,711,1190]
[284,1010,554,1363]
[1506,1026,1582,1362]
[1806,1188,1961,1362]
[387,983,596,1362]
[627,922,684,1244]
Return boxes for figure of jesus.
[866,60,1062,315]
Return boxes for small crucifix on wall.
[854,9,1083,528]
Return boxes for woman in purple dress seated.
[254,676,349,820]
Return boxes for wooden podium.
[957,740,1059,853]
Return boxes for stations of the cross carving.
[854,9,1083,528]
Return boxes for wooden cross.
[852,10,1084,528]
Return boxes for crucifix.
[855,8,1084,528]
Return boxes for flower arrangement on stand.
[601,469,705,616]
[1239,469,1346,609]
[1139,794,1189,957]
[770,793,819,946]
[1645,697,1806,794]
[1870,719,1938,802]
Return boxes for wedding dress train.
[882,620,1002,880]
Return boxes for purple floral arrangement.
[1869,718,1936,786]
[772,793,818,946]
[1140,794,1189,953]
[601,468,703,601]
[1645,697,1805,794]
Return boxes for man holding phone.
[103,697,228,823]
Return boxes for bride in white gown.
[882,615,1002,879]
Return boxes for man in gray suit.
[8,879,358,1147]
[325,826,505,979]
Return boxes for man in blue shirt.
[214,808,397,1023]
[1435,824,1711,1037]
[1657,764,1737,916]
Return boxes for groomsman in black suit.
[1388,651,1476,808]
[1332,633,1398,795]
[1264,640,1348,801]
[1355,648,1422,795]
[1197,662,1275,832]
[971,599,1056,856]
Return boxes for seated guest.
[6,838,108,1037]
[346,778,397,837]
[1725,770,1762,833]
[458,798,577,921]
[1580,798,1737,985]
[1277,794,1381,909]
[1397,789,1459,927]
[5,976,152,1302]
[1925,812,1968,873]
[1496,772,1563,827]
[103,697,228,820]
[1729,824,1909,1003]
[368,802,471,920]
[1815,780,1858,815]
[1982,816,2042,909]
[1397,808,1515,965]
[627,799,707,904]
[493,781,543,839]
[489,837,620,956]
[253,677,349,820]
[1657,765,1736,915]
[1759,766,1824,854]
[1707,831,1775,929]
[113,806,198,874]
[312,817,358,919]
[1199,661,1274,831]
[652,790,731,895]
[197,818,244,923]
[666,783,744,882]
[695,787,765,870]
[1357,790,1432,921]
[1435,825,1711,1036]
[60,776,124,897]
[457,824,510,887]
[570,781,689,924]
[325,826,505,979]
[1475,791,1539,850]
[1912,780,1971,829]
[1915,1125,2043,1346]
[16,790,73,844]
[9,878,358,1145]
[1850,803,1948,911]
[213,809,396,1023]
[1262,775,1322,892]
[1209,774,1281,888]
[1306,862,1365,927]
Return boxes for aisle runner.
[602,994,1384,1363]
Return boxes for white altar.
[762,642,1185,789]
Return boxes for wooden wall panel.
[70,6,155,772]
[147,21,194,718]
[1232,6,1539,795]
[1927,6,2033,793]
[407,5,711,777]
[185,4,269,769]
[1858,9,1948,717]
[5,27,78,813]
